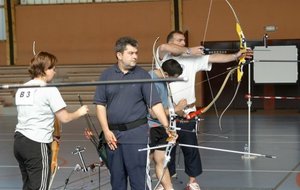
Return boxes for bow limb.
[49,117,61,189]
[152,37,161,69]
[217,0,249,129]
[236,22,247,82]
[152,37,177,143]
[152,37,177,131]
[224,0,248,82]
[151,37,178,190]
[186,67,237,120]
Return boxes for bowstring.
[32,41,36,55]
[202,0,220,118]
[145,37,161,190]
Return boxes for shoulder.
[148,70,154,76]
[103,64,117,72]
[101,64,117,77]
[134,66,149,74]
[158,43,169,51]
[132,66,151,79]
[44,87,62,98]
[158,44,173,59]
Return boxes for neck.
[35,76,47,82]
[153,69,165,78]
[118,62,133,74]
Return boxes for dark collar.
[113,63,136,74]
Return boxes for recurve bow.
[48,117,61,189]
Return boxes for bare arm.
[151,103,169,128]
[174,99,187,117]
[208,49,253,63]
[208,53,238,63]
[149,99,187,118]
[55,105,88,123]
[158,44,204,60]
[96,105,109,133]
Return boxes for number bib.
[15,88,36,105]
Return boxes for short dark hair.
[115,36,138,53]
[161,59,183,77]
[166,30,184,43]
[28,51,57,79]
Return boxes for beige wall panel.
[1,0,299,66]
[14,1,172,65]
[0,41,6,65]
[182,0,300,45]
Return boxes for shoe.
[185,182,201,190]
[155,184,164,190]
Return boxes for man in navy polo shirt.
[94,36,169,190]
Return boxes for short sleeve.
[47,87,66,112]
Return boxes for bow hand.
[77,105,89,117]
[52,135,60,144]
[235,48,253,61]
[165,127,178,143]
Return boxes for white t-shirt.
[159,51,212,113]
[15,79,66,143]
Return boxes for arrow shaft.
[178,143,276,158]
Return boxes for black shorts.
[149,127,168,152]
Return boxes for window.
[19,0,146,5]
[0,0,5,40]
[20,0,93,4]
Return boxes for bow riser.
[49,117,61,189]
[236,23,247,82]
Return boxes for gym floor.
[0,108,299,190]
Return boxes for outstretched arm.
[208,49,253,63]
[158,44,205,59]
[55,105,88,123]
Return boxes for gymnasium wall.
[1,0,299,109]
[1,0,300,66]
[13,1,172,65]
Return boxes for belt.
[109,118,148,131]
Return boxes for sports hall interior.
[0,0,299,189]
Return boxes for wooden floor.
[0,109,300,190]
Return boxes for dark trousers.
[106,143,149,190]
[168,121,203,177]
[14,132,51,190]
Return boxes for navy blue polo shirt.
[94,64,162,125]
